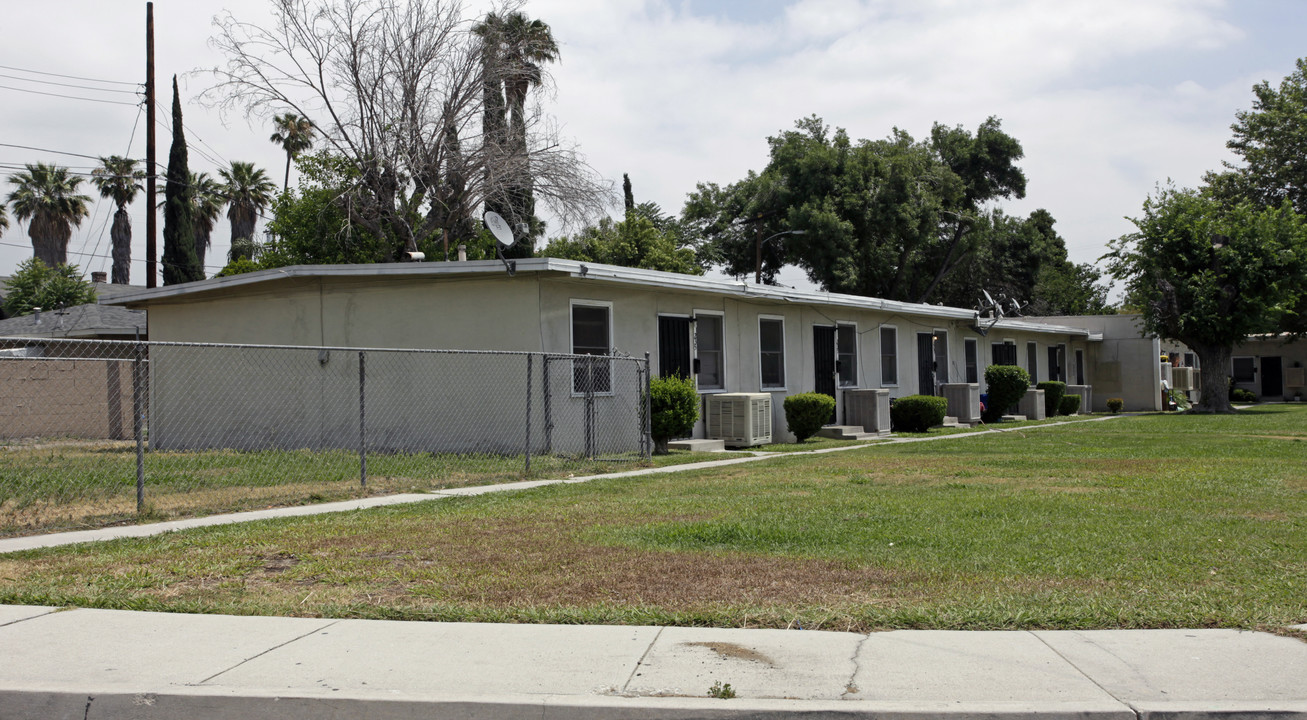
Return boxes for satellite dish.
[982,289,996,308]
[484,211,516,248]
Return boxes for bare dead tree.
[203,0,611,259]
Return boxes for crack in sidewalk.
[192,619,341,686]
[1030,630,1142,720]
[841,632,872,699]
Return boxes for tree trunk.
[1191,343,1234,413]
[111,208,132,284]
[653,437,669,455]
[31,213,69,268]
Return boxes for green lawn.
[1,407,1304,632]
[0,443,739,537]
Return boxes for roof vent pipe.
[33,307,41,324]
[457,244,467,262]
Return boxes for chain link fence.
[0,338,651,537]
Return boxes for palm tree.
[0,204,8,237]
[91,155,145,284]
[268,113,315,192]
[189,172,226,269]
[219,161,276,262]
[6,163,91,267]
[498,12,559,150]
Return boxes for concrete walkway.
[0,414,1125,554]
[2,605,1305,719]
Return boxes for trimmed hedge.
[784,393,835,442]
[1037,381,1066,417]
[784,392,835,442]
[1106,397,1124,414]
[891,395,948,433]
[1231,388,1258,403]
[650,374,699,454]
[1059,394,1082,415]
[983,365,1030,423]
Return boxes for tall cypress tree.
[162,76,203,284]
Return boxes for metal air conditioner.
[706,393,772,447]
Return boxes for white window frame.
[694,309,726,393]
[837,322,859,388]
[879,324,899,387]
[758,315,787,391]
[569,299,614,396]
[933,328,951,384]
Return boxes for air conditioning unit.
[1173,367,1195,392]
[706,393,772,447]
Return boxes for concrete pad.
[852,630,1123,705]
[626,626,864,700]
[0,604,57,625]
[205,619,660,699]
[1035,629,1307,704]
[667,438,726,452]
[0,607,335,690]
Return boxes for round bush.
[650,374,699,454]
[1059,393,1082,415]
[1231,388,1258,403]
[983,365,1030,423]
[1106,397,1124,414]
[890,395,948,433]
[1037,381,1066,417]
[784,392,835,442]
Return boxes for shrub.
[983,365,1030,423]
[891,395,948,433]
[650,375,699,454]
[1059,394,1082,415]
[1231,388,1258,403]
[784,392,835,442]
[1037,381,1066,417]
[1106,397,1124,414]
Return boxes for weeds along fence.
[0,338,652,536]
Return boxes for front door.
[658,316,692,379]
[813,325,837,423]
[917,332,936,395]
[1262,356,1283,398]
[1047,346,1063,382]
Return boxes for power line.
[0,72,141,95]
[0,63,138,87]
[0,84,141,107]
[0,143,119,162]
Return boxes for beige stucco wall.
[1231,336,1307,400]
[1042,315,1162,411]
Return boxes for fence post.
[133,341,145,513]
[525,353,533,474]
[643,352,652,461]
[584,357,596,459]
[543,355,553,454]
[358,350,367,489]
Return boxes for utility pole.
[145,2,157,288]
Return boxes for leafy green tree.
[1,258,96,317]
[1205,58,1307,214]
[542,214,702,275]
[6,162,91,268]
[1106,185,1307,412]
[162,76,202,285]
[220,161,276,262]
[91,155,145,285]
[268,113,315,192]
[682,116,1026,303]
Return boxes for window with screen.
[837,324,857,386]
[1232,357,1256,383]
[965,338,979,383]
[880,326,898,385]
[759,318,785,389]
[571,303,611,393]
[696,315,724,390]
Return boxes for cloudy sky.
[1,0,1303,294]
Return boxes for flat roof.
[104,258,1097,339]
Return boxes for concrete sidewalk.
[2,605,1305,719]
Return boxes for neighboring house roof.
[0,302,146,339]
[103,258,1099,339]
